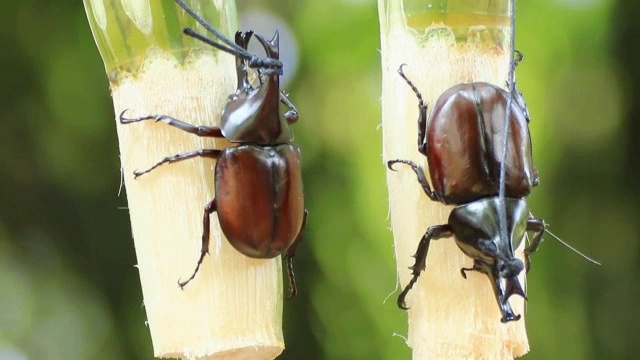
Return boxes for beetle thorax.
[220,74,293,145]
[448,197,528,273]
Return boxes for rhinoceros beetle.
[388,64,545,322]
[119,0,307,297]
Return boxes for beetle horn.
[484,265,523,322]
[234,30,253,50]
[496,258,526,303]
[502,275,526,303]
[233,31,253,92]
[253,31,280,62]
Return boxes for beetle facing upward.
[388,64,545,322]
[119,0,307,297]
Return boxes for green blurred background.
[0,0,638,359]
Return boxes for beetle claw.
[285,286,297,299]
[177,279,186,290]
[396,293,409,310]
[118,109,130,122]
[397,63,408,76]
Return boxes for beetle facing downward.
[120,0,307,297]
[388,65,545,322]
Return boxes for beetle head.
[220,31,293,145]
[449,197,529,322]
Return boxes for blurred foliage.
[0,0,638,359]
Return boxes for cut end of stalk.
[379,7,530,359]
[112,51,284,359]
[164,345,283,360]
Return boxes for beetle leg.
[119,110,223,137]
[279,91,299,123]
[387,159,438,201]
[397,224,453,310]
[514,50,524,65]
[133,149,221,178]
[397,65,429,155]
[532,169,540,187]
[178,199,217,289]
[460,265,482,279]
[524,218,546,272]
[284,209,308,299]
[416,98,428,156]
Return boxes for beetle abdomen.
[427,83,535,205]
[215,144,304,258]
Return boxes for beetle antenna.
[175,0,283,70]
[497,0,517,249]
[175,0,240,51]
[544,228,601,265]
